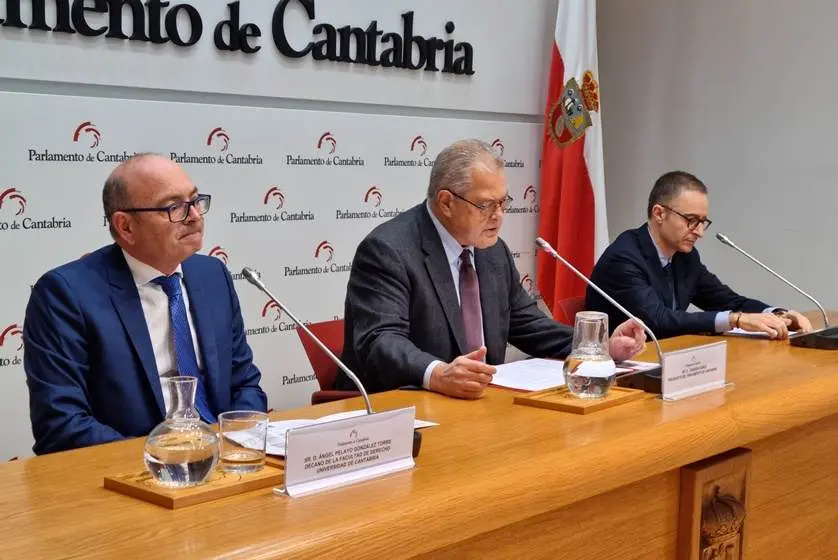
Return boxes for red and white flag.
[536,0,608,324]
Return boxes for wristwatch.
[771,308,788,316]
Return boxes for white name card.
[278,407,416,498]
[662,341,727,401]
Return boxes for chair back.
[296,319,344,390]
[558,296,586,325]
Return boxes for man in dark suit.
[586,170,812,340]
[24,154,266,454]
[337,139,646,398]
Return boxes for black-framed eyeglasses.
[445,189,513,215]
[661,204,712,231]
[118,194,211,223]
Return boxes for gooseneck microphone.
[535,237,665,376]
[715,233,829,329]
[241,267,375,414]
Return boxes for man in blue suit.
[24,153,267,455]
[586,171,812,340]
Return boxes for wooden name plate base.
[104,462,285,509]
[513,385,645,414]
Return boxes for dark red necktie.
[459,249,483,353]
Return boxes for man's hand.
[609,319,647,361]
[429,346,496,399]
[736,312,790,339]
[783,310,813,333]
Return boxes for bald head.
[102,154,205,274]
[103,153,171,237]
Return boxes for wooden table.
[2,334,838,559]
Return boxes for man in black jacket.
[586,170,811,339]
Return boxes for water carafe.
[562,311,617,398]
[143,376,219,487]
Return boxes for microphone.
[535,237,664,390]
[715,233,829,329]
[241,267,375,414]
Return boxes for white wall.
[0,0,555,115]
[598,0,837,312]
[0,0,557,459]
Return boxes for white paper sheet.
[223,410,438,457]
[491,358,565,391]
[491,358,660,391]
[725,328,798,338]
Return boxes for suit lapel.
[105,246,164,417]
[420,207,467,355]
[182,258,220,408]
[474,249,502,363]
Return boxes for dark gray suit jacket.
[336,203,573,393]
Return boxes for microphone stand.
[535,238,664,392]
[241,268,424,456]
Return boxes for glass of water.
[562,311,617,399]
[218,410,269,473]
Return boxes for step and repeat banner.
[0,92,543,458]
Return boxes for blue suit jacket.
[24,244,267,455]
[586,224,769,339]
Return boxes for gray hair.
[427,139,504,199]
[102,152,159,239]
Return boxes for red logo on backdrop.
[364,186,382,207]
[520,273,533,293]
[209,246,229,265]
[523,185,538,204]
[0,324,23,351]
[315,240,334,263]
[0,188,26,216]
[263,186,284,209]
[317,132,337,154]
[261,300,282,321]
[490,138,504,157]
[410,135,428,156]
[207,127,230,152]
[72,121,101,148]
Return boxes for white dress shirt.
[122,250,203,414]
[422,201,485,389]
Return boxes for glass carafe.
[143,376,219,488]
[562,311,617,398]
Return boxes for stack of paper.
[224,409,438,457]
[490,358,660,392]
[725,328,798,338]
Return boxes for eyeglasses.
[445,190,513,215]
[118,194,211,223]
[661,204,712,231]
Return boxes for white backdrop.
[0,0,556,459]
[0,0,556,115]
[0,91,543,458]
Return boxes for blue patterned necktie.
[152,274,216,423]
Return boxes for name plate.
[278,406,416,498]
[662,341,727,401]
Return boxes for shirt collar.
[646,227,671,268]
[425,200,474,267]
[121,249,184,287]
